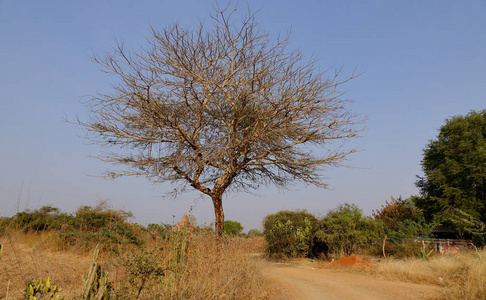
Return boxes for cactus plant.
[81,244,111,300]
[24,277,64,300]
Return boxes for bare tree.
[80,6,362,238]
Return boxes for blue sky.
[1,1,485,231]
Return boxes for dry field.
[1,231,93,298]
[369,251,486,300]
[0,230,270,299]
[2,229,486,300]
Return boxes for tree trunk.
[211,194,225,239]
[382,235,387,258]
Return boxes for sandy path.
[264,261,444,300]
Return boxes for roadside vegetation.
[262,202,486,300]
[371,251,486,300]
[263,198,437,260]
[264,110,486,261]
[2,200,486,299]
[0,204,268,299]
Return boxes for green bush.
[2,206,75,232]
[147,223,172,239]
[263,210,318,258]
[315,203,383,257]
[434,207,486,246]
[224,220,244,236]
[74,202,133,232]
[372,197,422,231]
[0,202,133,235]
[247,229,263,238]
[383,219,434,258]
[0,203,148,253]
[373,197,436,257]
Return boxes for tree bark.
[382,235,387,258]
[211,194,225,239]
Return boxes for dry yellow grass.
[370,251,486,300]
[173,235,269,299]
[228,236,267,254]
[0,230,92,299]
[0,229,270,299]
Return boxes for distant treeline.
[263,197,486,259]
[0,202,262,251]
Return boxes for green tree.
[416,110,486,224]
[223,220,243,236]
[373,196,434,257]
[433,208,486,245]
[263,210,318,257]
[372,196,422,232]
[79,5,362,239]
[316,203,382,257]
[247,229,263,238]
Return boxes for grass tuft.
[370,251,486,300]
[0,228,270,299]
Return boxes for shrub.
[147,223,172,239]
[0,202,133,236]
[263,210,318,258]
[2,206,75,232]
[374,197,436,257]
[315,203,383,257]
[247,229,263,238]
[372,197,422,231]
[384,219,435,258]
[434,208,486,246]
[74,202,133,232]
[224,220,244,236]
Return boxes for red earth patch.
[316,256,375,269]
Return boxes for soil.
[264,258,444,300]
[316,256,375,269]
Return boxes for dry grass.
[228,236,267,254]
[370,251,486,300]
[0,230,92,299]
[0,229,270,299]
[108,233,270,299]
[173,235,269,299]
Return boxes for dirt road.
[264,260,443,300]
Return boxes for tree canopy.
[263,210,318,257]
[223,220,244,236]
[416,110,486,224]
[315,203,380,256]
[80,5,362,238]
[372,196,422,231]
